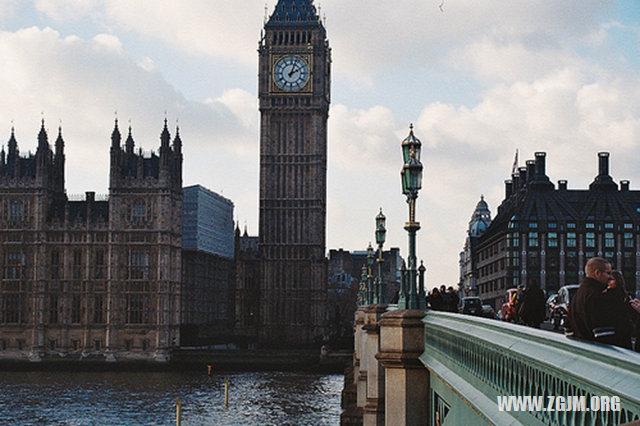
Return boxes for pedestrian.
[631,298,640,352]
[602,270,634,349]
[439,284,450,312]
[513,285,525,323]
[518,279,546,328]
[565,257,626,348]
[447,287,460,313]
[428,287,444,311]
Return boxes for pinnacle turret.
[111,118,121,149]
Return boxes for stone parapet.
[362,304,387,426]
[377,309,428,426]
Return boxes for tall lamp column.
[399,124,425,310]
[375,209,387,304]
[358,265,367,306]
[366,243,375,305]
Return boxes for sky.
[2,1,640,289]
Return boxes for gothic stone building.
[257,0,330,346]
[472,152,640,309]
[0,120,182,361]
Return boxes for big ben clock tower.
[258,0,329,346]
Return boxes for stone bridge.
[341,305,640,426]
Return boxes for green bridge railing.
[421,311,640,426]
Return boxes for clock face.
[273,56,309,91]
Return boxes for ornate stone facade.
[0,119,182,361]
[257,0,330,346]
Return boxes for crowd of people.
[421,256,640,353]
[565,257,640,352]
[425,285,460,312]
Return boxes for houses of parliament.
[0,119,183,361]
[0,0,329,361]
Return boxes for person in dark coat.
[439,285,450,312]
[602,270,634,350]
[518,279,546,328]
[565,257,625,348]
[428,288,444,311]
[632,298,640,352]
[447,287,460,313]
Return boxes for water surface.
[0,370,343,425]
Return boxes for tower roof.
[469,195,491,237]
[266,0,321,28]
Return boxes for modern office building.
[182,185,234,259]
[181,185,235,345]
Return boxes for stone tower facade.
[258,0,330,346]
[0,119,182,362]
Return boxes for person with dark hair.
[428,287,444,311]
[447,287,460,313]
[632,298,640,352]
[602,270,634,349]
[518,279,546,328]
[565,257,625,348]
[439,284,450,312]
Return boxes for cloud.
[5,1,640,288]
[34,0,99,22]
[0,25,258,229]
[102,0,265,65]
[329,104,402,174]
[323,1,611,82]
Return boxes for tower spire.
[37,118,49,151]
[125,123,134,155]
[111,118,121,149]
[160,117,171,149]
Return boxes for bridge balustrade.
[342,306,640,426]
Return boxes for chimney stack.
[534,152,546,179]
[598,152,610,177]
[558,180,567,191]
[518,166,527,188]
[526,160,535,183]
[505,180,513,198]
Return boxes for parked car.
[500,288,519,322]
[461,297,483,316]
[551,285,580,330]
[481,304,496,319]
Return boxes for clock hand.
[288,66,299,78]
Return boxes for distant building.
[180,185,235,345]
[0,120,182,361]
[233,226,261,346]
[327,248,402,344]
[182,185,234,258]
[470,152,640,309]
[459,196,492,297]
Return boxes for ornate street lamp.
[358,264,367,306]
[366,242,375,305]
[399,124,426,309]
[375,209,387,304]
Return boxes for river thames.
[0,370,343,425]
